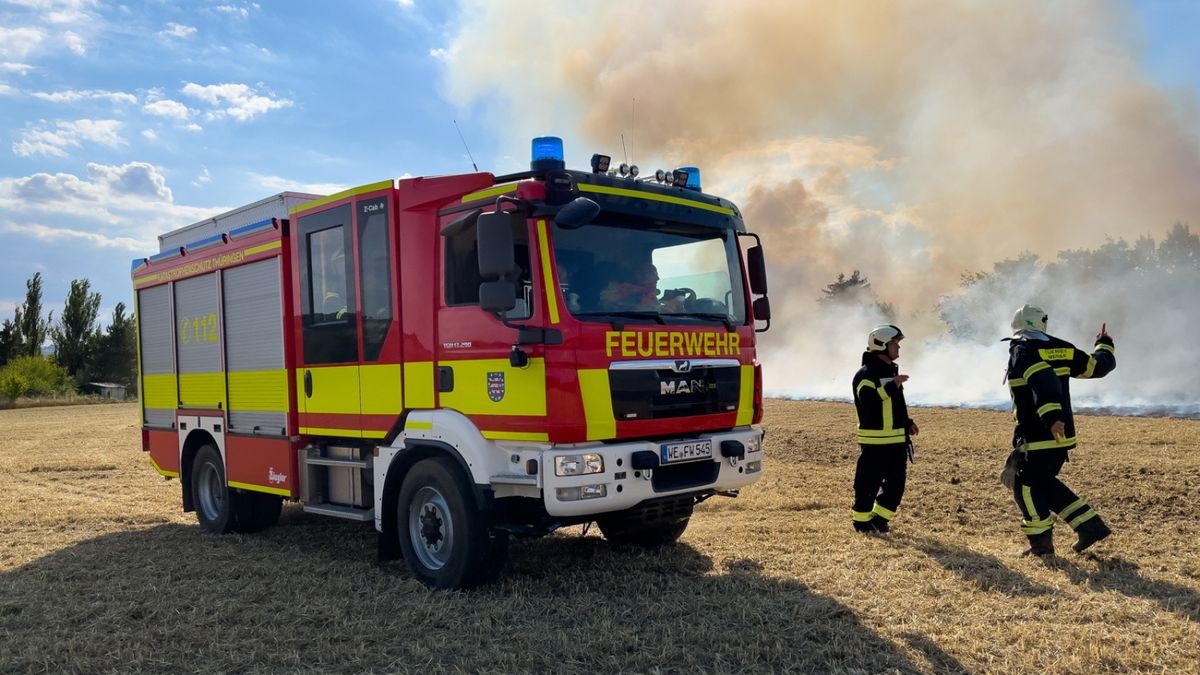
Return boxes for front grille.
[610,365,740,420]
[652,459,719,492]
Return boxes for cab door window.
[358,197,392,361]
[444,220,533,320]
[298,204,357,364]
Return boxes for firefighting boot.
[853,521,875,534]
[1072,516,1112,553]
[869,515,890,534]
[1021,531,1055,557]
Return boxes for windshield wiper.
[573,310,666,328]
[686,312,735,331]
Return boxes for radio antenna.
[630,97,635,165]
[453,119,479,172]
[620,133,629,165]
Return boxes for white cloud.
[392,0,415,7]
[143,98,191,120]
[63,30,86,55]
[215,4,250,18]
[159,22,197,39]
[429,47,449,59]
[1,62,34,74]
[184,122,203,132]
[141,128,158,141]
[192,165,212,187]
[12,119,124,158]
[0,27,46,59]
[1,221,148,251]
[30,89,137,104]
[0,83,14,96]
[6,0,98,24]
[180,82,292,122]
[248,172,344,196]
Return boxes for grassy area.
[1,401,1198,672]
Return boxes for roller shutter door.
[223,258,287,435]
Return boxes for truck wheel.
[192,444,236,534]
[598,509,692,547]
[396,456,507,589]
[233,491,282,533]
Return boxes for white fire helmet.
[1011,304,1048,334]
[867,324,904,352]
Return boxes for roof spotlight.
[672,169,690,188]
[618,162,629,176]
[655,169,666,183]
[590,153,611,173]
[629,164,639,178]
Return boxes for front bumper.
[541,427,764,517]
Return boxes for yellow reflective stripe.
[1095,343,1115,354]
[460,183,518,204]
[403,361,435,409]
[228,480,291,497]
[150,456,180,478]
[872,503,896,520]
[1022,436,1076,451]
[577,183,735,215]
[879,384,894,433]
[1021,485,1040,521]
[1037,402,1062,417]
[735,365,754,426]
[856,427,907,438]
[179,372,226,409]
[1022,362,1051,380]
[1007,377,1026,387]
[438,358,546,416]
[406,420,433,431]
[244,240,281,256]
[1081,356,1098,379]
[1021,518,1054,535]
[360,363,402,415]
[289,179,393,214]
[1038,347,1074,361]
[143,373,177,408]
[535,220,559,325]
[228,369,288,412]
[851,510,874,522]
[299,426,364,438]
[858,434,907,445]
[855,379,876,394]
[1058,498,1087,522]
[1054,367,1071,376]
[481,430,550,441]
[578,369,616,440]
[1068,509,1098,529]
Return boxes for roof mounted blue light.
[531,136,565,172]
[678,166,702,191]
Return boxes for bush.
[0,356,72,398]
[0,371,26,406]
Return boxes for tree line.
[0,272,136,404]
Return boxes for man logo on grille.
[487,371,505,402]
[673,359,692,373]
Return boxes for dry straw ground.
[2,400,1198,673]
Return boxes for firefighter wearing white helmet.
[1002,304,1116,556]
[851,324,919,533]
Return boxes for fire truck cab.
[133,137,772,588]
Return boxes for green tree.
[16,272,50,357]
[94,302,137,391]
[0,355,71,397]
[0,316,22,367]
[51,278,102,384]
[819,269,872,304]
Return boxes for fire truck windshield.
[551,217,748,326]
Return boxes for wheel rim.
[408,486,454,571]
[197,460,224,521]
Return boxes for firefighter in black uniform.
[851,325,918,533]
[1004,304,1116,555]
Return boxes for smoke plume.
[440,1,1200,416]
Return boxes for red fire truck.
[133,137,772,588]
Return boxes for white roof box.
[158,191,323,253]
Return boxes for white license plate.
[660,439,713,464]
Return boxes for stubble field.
[1,400,1198,673]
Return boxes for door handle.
[304,369,312,398]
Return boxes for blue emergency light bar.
[531,136,565,171]
[228,217,278,240]
[184,232,228,254]
[678,166,702,191]
[147,246,185,264]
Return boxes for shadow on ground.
[1,509,925,673]
[887,533,1055,596]
[1050,554,1200,624]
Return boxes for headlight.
[554,453,604,476]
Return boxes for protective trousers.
[852,444,908,526]
[1012,451,1099,535]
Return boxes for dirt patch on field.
[1,401,1198,672]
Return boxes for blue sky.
[1,0,1198,331]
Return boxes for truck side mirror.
[747,245,768,295]
[480,280,517,313]
[477,210,522,280]
[752,297,771,333]
[554,197,600,229]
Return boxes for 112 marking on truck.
[132,137,773,588]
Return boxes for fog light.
[746,460,762,473]
[555,483,608,501]
[554,453,604,476]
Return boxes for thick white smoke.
[438,1,1200,417]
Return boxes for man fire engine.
[132,137,771,588]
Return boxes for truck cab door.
[295,203,361,435]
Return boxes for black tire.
[598,506,692,547]
[395,456,507,589]
[233,491,282,533]
[192,444,236,534]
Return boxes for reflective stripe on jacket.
[1006,332,1116,451]
[852,351,911,446]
